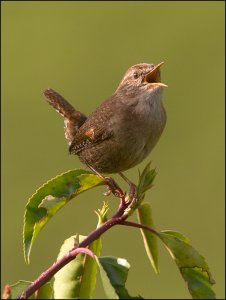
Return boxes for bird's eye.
[133,72,139,79]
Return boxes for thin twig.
[119,220,159,236]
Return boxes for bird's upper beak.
[144,62,168,88]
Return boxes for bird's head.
[116,62,167,98]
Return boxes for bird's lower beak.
[144,61,168,88]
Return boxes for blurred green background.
[1,1,225,298]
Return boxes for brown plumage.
[44,62,167,174]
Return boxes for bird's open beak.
[144,61,168,88]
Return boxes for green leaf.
[95,201,109,226]
[97,256,143,299]
[10,281,35,299]
[2,281,33,300]
[182,267,216,299]
[137,202,159,273]
[53,234,102,299]
[159,230,216,299]
[23,169,104,263]
[137,162,157,206]
[35,282,53,299]
[3,280,52,299]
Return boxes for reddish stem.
[119,220,159,236]
[17,190,127,299]
[17,185,158,299]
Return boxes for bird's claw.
[104,177,122,198]
[103,186,112,196]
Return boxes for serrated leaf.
[159,231,216,299]
[4,280,52,299]
[97,256,143,299]
[53,235,102,299]
[23,169,104,263]
[2,281,33,300]
[137,202,159,273]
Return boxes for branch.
[17,186,128,299]
[119,220,159,236]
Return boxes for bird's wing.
[69,98,115,154]
[44,88,87,145]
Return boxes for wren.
[44,62,167,179]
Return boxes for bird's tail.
[43,88,87,145]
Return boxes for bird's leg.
[119,172,138,204]
[85,163,123,198]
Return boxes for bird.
[44,62,167,194]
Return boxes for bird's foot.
[103,177,123,198]
[103,186,112,196]
[85,162,124,198]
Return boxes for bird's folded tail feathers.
[43,88,87,145]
